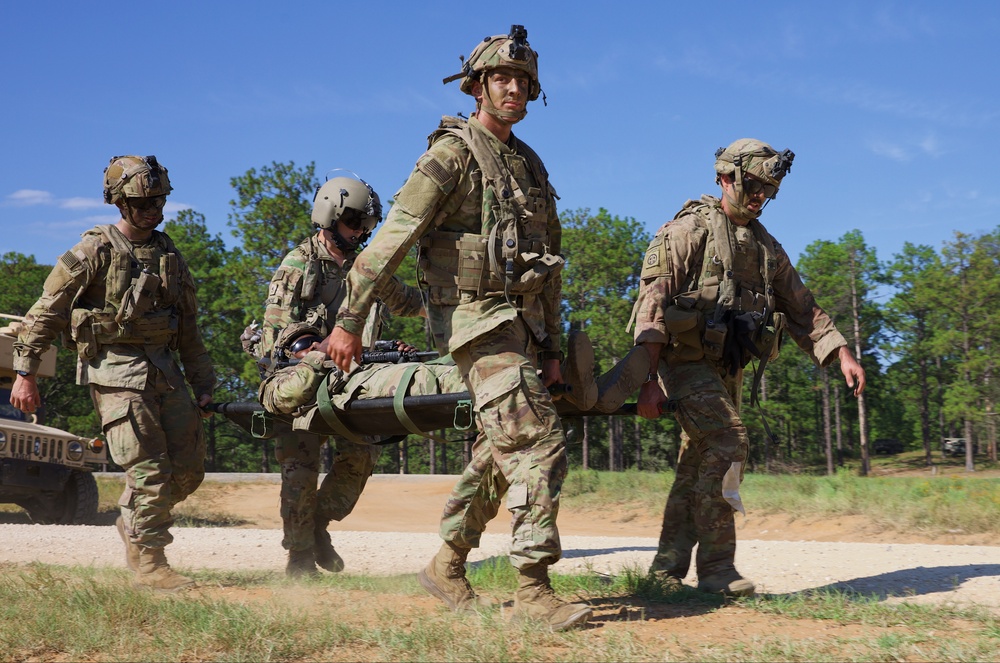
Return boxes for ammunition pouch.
[115,269,162,326]
[67,307,179,360]
[419,230,562,302]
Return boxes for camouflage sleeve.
[175,257,216,396]
[13,238,100,374]
[541,197,562,351]
[338,140,462,335]
[632,217,704,346]
[259,350,327,414]
[260,252,305,357]
[376,275,425,319]
[771,241,847,367]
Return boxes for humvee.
[0,315,107,524]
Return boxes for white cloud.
[918,134,943,157]
[869,140,909,162]
[6,189,54,206]
[60,197,105,210]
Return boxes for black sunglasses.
[128,195,167,211]
[741,176,777,199]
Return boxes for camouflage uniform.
[336,114,566,570]
[632,194,848,583]
[13,224,214,549]
[263,234,422,552]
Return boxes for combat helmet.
[443,24,542,121]
[714,139,794,221]
[312,173,382,252]
[102,155,172,205]
[275,322,324,360]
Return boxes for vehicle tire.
[22,472,99,525]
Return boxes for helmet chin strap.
[328,226,369,254]
[722,169,763,223]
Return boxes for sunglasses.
[339,209,377,232]
[128,195,167,211]
[741,176,777,199]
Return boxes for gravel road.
[3,524,998,612]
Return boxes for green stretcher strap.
[316,370,365,444]
[394,363,450,444]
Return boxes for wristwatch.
[15,370,31,377]
[644,372,657,384]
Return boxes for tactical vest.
[66,225,182,359]
[296,236,349,335]
[647,197,781,366]
[416,117,564,304]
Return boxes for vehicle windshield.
[0,388,27,422]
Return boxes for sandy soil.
[1,473,998,615]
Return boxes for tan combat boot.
[593,345,650,413]
[314,522,345,573]
[697,569,756,597]
[418,541,493,612]
[559,331,598,410]
[115,515,140,572]
[286,547,320,578]
[648,569,684,590]
[134,547,195,592]
[513,565,592,631]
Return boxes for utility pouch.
[159,253,179,305]
[115,270,161,325]
[702,319,727,361]
[758,312,786,361]
[512,252,564,294]
[663,306,702,347]
[69,308,98,360]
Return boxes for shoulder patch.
[58,250,81,272]
[417,154,453,188]
[640,234,672,280]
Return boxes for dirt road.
[1,473,997,613]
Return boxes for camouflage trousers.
[650,360,749,579]
[274,431,381,551]
[90,367,206,549]
[441,317,568,570]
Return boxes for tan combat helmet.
[714,139,794,221]
[102,155,172,205]
[443,24,542,121]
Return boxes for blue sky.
[2,1,998,280]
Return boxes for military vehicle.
[942,437,978,457]
[0,315,107,524]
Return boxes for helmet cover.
[446,24,541,102]
[103,155,172,204]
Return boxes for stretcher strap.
[316,371,364,444]
[394,364,449,444]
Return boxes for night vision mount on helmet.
[443,24,544,122]
[714,138,794,221]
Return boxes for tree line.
[3,161,997,475]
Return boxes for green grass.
[1,561,997,662]
[562,467,1000,537]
